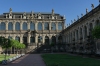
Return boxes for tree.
[92,26,100,39]
[0,36,12,61]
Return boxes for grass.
[42,54,100,66]
[0,54,16,63]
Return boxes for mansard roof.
[0,11,64,19]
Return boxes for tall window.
[45,36,49,44]
[0,22,6,30]
[8,22,13,30]
[38,36,42,43]
[44,22,49,30]
[51,23,56,30]
[84,26,87,38]
[8,36,12,39]
[30,22,35,30]
[23,37,27,43]
[58,22,62,30]
[15,36,20,42]
[15,22,20,30]
[38,22,42,30]
[23,22,27,30]
[95,20,100,26]
[30,37,35,43]
[51,36,56,44]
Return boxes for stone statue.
[86,8,88,14]
[71,20,73,24]
[9,8,12,12]
[91,4,94,9]
[77,15,79,19]
[81,13,83,17]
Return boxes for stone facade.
[61,4,100,54]
[0,9,65,53]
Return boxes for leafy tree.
[0,36,12,60]
[92,26,100,39]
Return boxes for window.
[30,22,35,30]
[30,37,35,43]
[38,36,42,43]
[23,37,27,43]
[8,22,13,30]
[23,22,27,30]
[15,36,20,42]
[45,36,49,44]
[44,22,49,30]
[8,36,12,39]
[38,22,42,30]
[51,23,56,30]
[51,36,56,44]
[15,22,20,30]
[0,22,6,30]
[58,22,62,30]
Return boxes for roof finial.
[77,15,79,19]
[52,9,54,15]
[9,8,12,13]
[81,13,83,17]
[71,20,73,24]
[86,8,88,14]
[91,4,94,9]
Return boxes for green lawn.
[42,54,100,66]
[0,54,16,63]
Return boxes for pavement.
[0,54,46,66]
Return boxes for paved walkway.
[0,54,46,66]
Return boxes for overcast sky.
[0,0,99,26]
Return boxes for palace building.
[0,3,100,54]
[61,4,100,54]
[0,8,65,53]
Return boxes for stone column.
[20,34,23,43]
[56,22,58,31]
[6,22,8,31]
[27,22,30,30]
[35,22,37,31]
[27,32,30,44]
[13,22,15,31]
[20,22,23,30]
[42,35,45,44]
[49,35,52,45]
[82,27,85,41]
[35,35,38,45]
[87,24,89,36]
[42,22,44,30]
[49,22,51,30]
[62,22,65,30]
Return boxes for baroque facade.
[61,4,100,55]
[0,8,65,53]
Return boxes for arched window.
[0,22,6,30]
[44,22,49,30]
[45,36,49,44]
[89,23,93,35]
[23,22,27,30]
[8,22,13,30]
[8,36,12,39]
[84,26,87,38]
[51,23,56,30]
[15,36,20,42]
[38,36,42,43]
[15,22,20,30]
[38,22,42,30]
[80,28,82,38]
[51,36,56,44]
[58,22,62,30]
[30,22,35,30]
[23,37,27,43]
[30,36,35,43]
[95,20,100,26]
